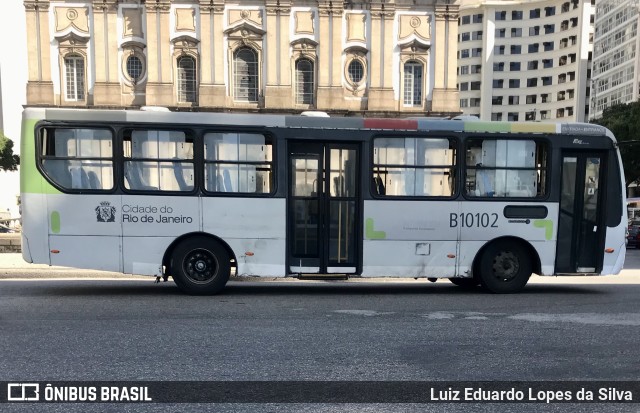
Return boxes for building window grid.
[64,55,85,101]
[234,48,259,102]
[177,56,197,103]
[295,58,315,105]
[126,56,143,81]
[403,61,423,107]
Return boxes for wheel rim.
[492,250,519,282]
[183,248,219,284]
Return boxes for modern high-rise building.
[457,0,594,122]
[589,0,639,120]
[23,0,461,117]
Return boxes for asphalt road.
[1,252,639,413]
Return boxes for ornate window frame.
[121,41,147,91]
[398,40,430,111]
[172,35,200,106]
[57,32,89,105]
[343,46,368,95]
[291,38,318,107]
[225,21,266,107]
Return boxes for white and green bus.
[20,107,627,294]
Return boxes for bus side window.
[42,159,72,188]
[39,128,114,191]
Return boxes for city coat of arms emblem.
[95,201,116,222]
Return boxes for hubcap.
[492,250,519,281]
[183,249,218,284]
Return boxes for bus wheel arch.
[472,237,541,293]
[163,232,237,295]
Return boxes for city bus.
[20,107,626,294]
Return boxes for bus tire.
[170,236,231,295]
[448,277,480,288]
[477,240,532,293]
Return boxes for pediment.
[291,38,318,48]
[224,21,266,37]
[121,40,146,50]
[344,45,369,55]
[55,31,90,46]
[171,35,200,48]
[397,37,430,52]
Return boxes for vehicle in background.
[628,220,640,248]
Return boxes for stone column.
[368,7,395,112]
[145,1,173,106]
[25,0,54,105]
[264,1,292,110]
[93,1,120,106]
[198,1,226,108]
[316,2,344,111]
[431,2,460,115]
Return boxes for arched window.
[177,56,197,103]
[403,61,423,106]
[234,47,259,102]
[64,55,85,101]
[295,58,314,104]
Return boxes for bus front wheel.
[477,240,532,293]
[170,237,231,295]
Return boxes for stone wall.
[0,234,21,253]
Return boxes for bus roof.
[24,107,612,139]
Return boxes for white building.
[457,0,594,122]
[589,0,639,120]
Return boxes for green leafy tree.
[591,102,640,188]
[0,133,20,171]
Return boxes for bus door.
[287,142,360,274]
[555,152,606,273]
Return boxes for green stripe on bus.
[533,219,553,240]
[20,118,63,195]
[464,122,511,133]
[365,218,386,240]
[50,211,61,234]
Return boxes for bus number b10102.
[449,213,499,228]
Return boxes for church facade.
[23,0,460,116]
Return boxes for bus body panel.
[122,236,171,276]
[361,240,458,277]
[49,235,122,272]
[202,198,287,277]
[121,196,199,237]
[362,200,459,277]
[602,225,626,275]
[46,194,122,271]
[20,193,51,265]
[457,203,559,242]
[226,239,287,277]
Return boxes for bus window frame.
[36,123,118,194]
[201,129,277,197]
[369,133,460,200]
[462,134,551,202]
[120,126,198,195]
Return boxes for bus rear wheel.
[448,277,480,288]
[170,237,230,295]
[477,240,532,293]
